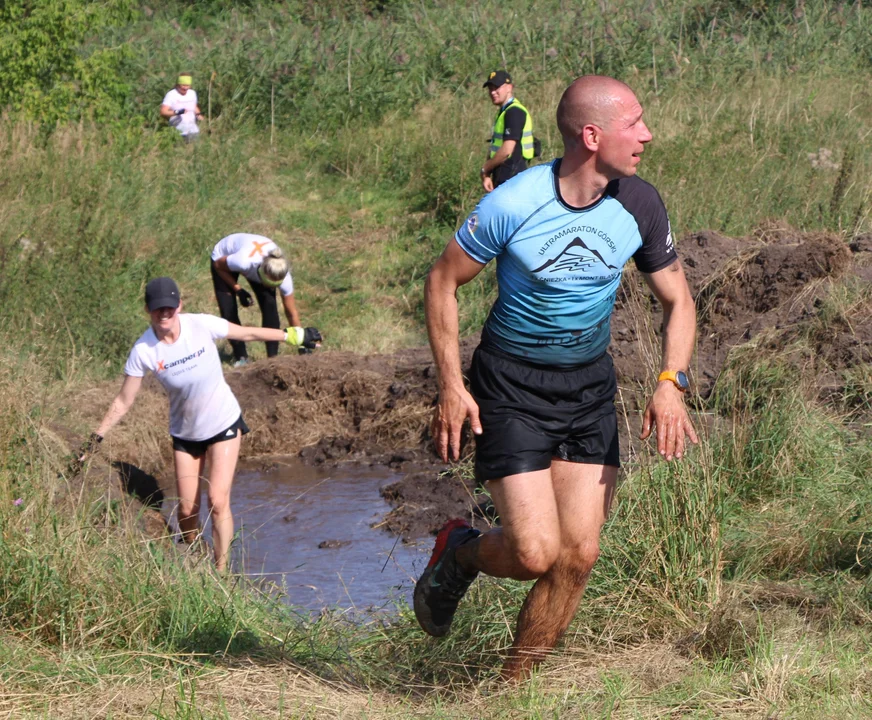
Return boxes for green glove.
[284,327,322,349]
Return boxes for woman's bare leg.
[174,450,205,544]
[204,434,242,571]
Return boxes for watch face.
[676,371,689,390]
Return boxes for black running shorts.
[171,415,250,458]
[469,344,619,481]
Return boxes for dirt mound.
[611,228,856,398]
[229,343,475,460]
[696,229,850,326]
[68,228,865,541]
[692,230,856,393]
[379,469,491,538]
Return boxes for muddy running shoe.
[232,357,249,368]
[414,519,481,637]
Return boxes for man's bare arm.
[639,260,698,460]
[646,260,696,373]
[482,139,518,176]
[425,238,487,461]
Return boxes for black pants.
[211,262,281,359]
[493,159,528,188]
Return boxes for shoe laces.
[435,547,478,603]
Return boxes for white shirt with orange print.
[124,314,241,441]
[210,233,294,296]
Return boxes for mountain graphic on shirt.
[532,237,618,274]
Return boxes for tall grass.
[100,0,872,135]
[3,0,872,713]
[4,66,870,375]
[3,1,872,372]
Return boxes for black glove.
[69,433,102,476]
[298,346,313,355]
[175,108,185,116]
[301,327,322,349]
[81,432,103,457]
[237,288,254,307]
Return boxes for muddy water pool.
[219,460,427,610]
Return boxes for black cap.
[483,70,512,88]
[145,277,180,311]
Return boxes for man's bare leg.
[456,468,561,581]
[501,460,617,681]
[449,461,616,679]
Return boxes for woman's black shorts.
[171,415,250,458]
[469,344,619,482]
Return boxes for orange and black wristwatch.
[658,370,690,393]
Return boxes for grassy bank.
[4,316,872,717]
[3,0,872,372]
[3,0,872,716]
[2,69,870,372]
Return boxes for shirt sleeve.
[455,192,517,264]
[279,273,294,296]
[123,344,147,378]
[161,91,174,107]
[192,314,230,340]
[501,107,526,142]
[625,182,677,273]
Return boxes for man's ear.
[581,123,602,152]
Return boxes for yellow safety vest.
[489,99,534,161]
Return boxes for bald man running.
[415,75,698,681]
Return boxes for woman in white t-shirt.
[210,233,303,367]
[88,277,322,571]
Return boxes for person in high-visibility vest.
[480,70,535,192]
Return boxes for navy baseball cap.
[145,277,180,311]
[483,70,512,88]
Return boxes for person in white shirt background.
[160,73,203,140]
[210,233,304,366]
[85,277,322,571]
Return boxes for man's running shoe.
[414,518,481,637]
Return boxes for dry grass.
[0,663,386,719]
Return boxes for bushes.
[0,0,137,124]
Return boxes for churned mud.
[69,227,872,543]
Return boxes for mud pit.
[73,228,872,545]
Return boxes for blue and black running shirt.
[455,159,677,367]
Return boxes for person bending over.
[211,233,304,366]
[86,277,321,571]
[416,75,698,681]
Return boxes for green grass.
[4,68,871,374]
[3,0,872,716]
